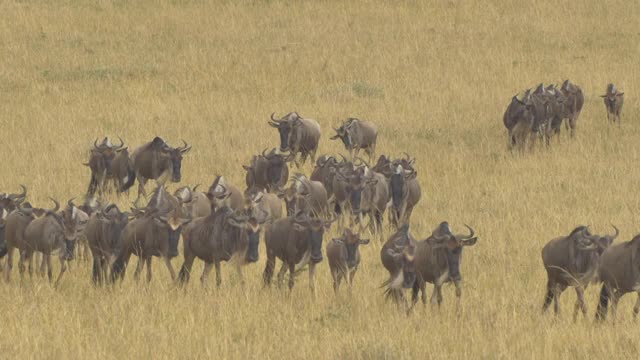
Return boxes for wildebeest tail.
[178,264,190,284]
[120,167,136,192]
[110,255,126,283]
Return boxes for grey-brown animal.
[268,112,321,167]
[3,200,56,281]
[411,222,477,309]
[330,118,378,161]
[503,91,535,150]
[23,199,88,286]
[326,229,369,293]
[595,233,640,321]
[279,174,328,218]
[541,226,615,320]
[110,203,191,284]
[243,148,293,192]
[244,188,283,222]
[178,206,269,288]
[384,159,421,228]
[559,80,584,137]
[0,185,27,214]
[380,224,417,309]
[85,204,130,285]
[263,212,336,294]
[600,83,624,124]
[109,145,136,194]
[207,176,244,212]
[174,185,211,219]
[84,137,126,196]
[310,155,351,199]
[130,136,191,200]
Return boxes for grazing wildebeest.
[243,148,293,192]
[410,222,477,309]
[178,206,269,288]
[263,212,336,294]
[244,188,283,221]
[84,137,126,196]
[600,83,624,124]
[207,176,244,212]
[380,225,417,309]
[85,204,130,285]
[330,118,378,160]
[3,200,56,281]
[23,199,88,286]
[559,80,584,137]
[0,185,27,213]
[174,185,211,219]
[326,229,369,293]
[111,204,191,284]
[130,137,191,200]
[278,174,328,217]
[268,112,321,167]
[541,226,615,319]
[596,233,640,321]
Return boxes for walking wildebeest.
[503,91,535,150]
[3,200,56,281]
[595,233,640,321]
[109,145,136,194]
[85,204,130,285]
[268,112,321,167]
[380,224,417,309]
[411,222,478,309]
[600,83,624,124]
[559,80,584,137]
[111,204,191,284]
[387,163,420,228]
[330,118,378,161]
[130,137,191,200]
[84,137,126,196]
[23,199,88,286]
[541,225,616,319]
[178,206,269,288]
[243,148,293,192]
[263,212,336,294]
[326,229,369,294]
[244,188,283,221]
[207,176,244,212]
[310,154,351,200]
[174,185,211,219]
[278,174,329,218]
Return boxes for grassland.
[1,1,640,359]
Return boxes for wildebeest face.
[429,224,477,282]
[277,125,292,151]
[389,166,406,210]
[401,249,417,288]
[293,219,326,264]
[245,219,261,263]
[63,239,76,261]
[163,141,191,183]
[343,229,369,267]
[267,156,287,185]
[156,210,191,258]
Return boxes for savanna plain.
[1,1,639,359]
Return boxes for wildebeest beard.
[64,239,76,261]
[278,126,291,151]
[346,243,358,268]
[246,230,260,263]
[171,156,182,182]
[309,230,324,263]
[389,174,404,209]
[446,247,462,281]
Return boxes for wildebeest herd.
[0,84,637,321]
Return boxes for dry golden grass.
[1,1,640,358]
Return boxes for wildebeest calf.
[326,229,369,293]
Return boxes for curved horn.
[178,140,191,153]
[355,156,371,169]
[114,136,125,149]
[17,201,33,216]
[93,138,102,149]
[67,198,76,208]
[48,198,60,213]
[192,184,201,192]
[609,225,620,240]
[8,184,27,201]
[261,148,270,157]
[270,113,281,122]
[461,224,475,239]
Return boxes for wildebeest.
[3,200,56,281]
[559,80,584,137]
[326,229,369,293]
[503,91,535,150]
[310,154,351,200]
[0,185,27,213]
[330,118,378,160]
[207,176,244,212]
[278,174,328,217]
[178,206,269,288]
[600,83,624,124]
[109,146,136,194]
[111,203,191,284]
[23,199,88,286]
[263,212,336,293]
[595,233,640,321]
[243,148,292,192]
[268,112,321,167]
[130,137,191,200]
[387,162,420,228]
[411,222,477,309]
[174,185,211,219]
[85,204,130,285]
[244,188,283,221]
[380,225,417,308]
[84,137,126,196]
[541,226,615,319]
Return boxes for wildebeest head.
[60,198,89,260]
[427,222,477,282]
[0,185,27,212]
[160,140,191,183]
[600,83,624,102]
[207,176,231,210]
[593,225,619,255]
[292,212,337,264]
[387,244,416,289]
[243,148,293,190]
[97,204,130,254]
[336,161,378,214]
[330,118,358,149]
[268,112,301,151]
[388,163,415,211]
[17,198,59,219]
[153,206,192,258]
[341,228,369,268]
[227,207,270,263]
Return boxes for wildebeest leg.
[454,279,463,312]
[542,280,554,313]
[4,247,14,283]
[235,262,245,286]
[92,255,102,286]
[276,262,288,289]
[178,254,195,285]
[53,257,67,288]
[200,262,214,288]
[595,284,611,321]
[308,263,316,295]
[136,175,148,203]
[44,255,53,282]
[430,283,443,306]
[610,289,621,322]
[133,257,145,282]
[633,292,640,319]
[573,286,587,322]
[262,252,276,288]
[287,263,296,291]
[163,256,176,282]
[145,257,153,283]
[348,268,357,294]
[214,261,222,288]
[37,253,45,277]
[331,269,340,294]
[552,284,566,315]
